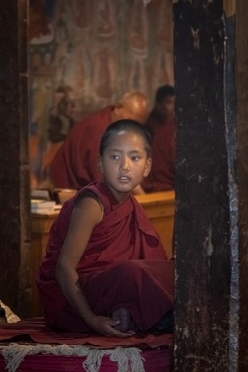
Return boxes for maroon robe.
[49,106,113,189]
[36,181,174,333]
[142,110,175,192]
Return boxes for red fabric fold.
[0,318,173,350]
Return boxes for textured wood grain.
[0,0,30,318]
[174,0,237,370]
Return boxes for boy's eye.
[110,154,119,160]
[131,155,140,161]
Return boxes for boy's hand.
[86,314,135,338]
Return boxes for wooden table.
[31,191,175,316]
[134,191,175,259]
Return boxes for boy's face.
[156,95,175,120]
[99,130,151,202]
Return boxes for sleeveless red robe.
[36,181,174,332]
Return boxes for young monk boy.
[36,119,174,338]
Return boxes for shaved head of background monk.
[47,91,149,190]
[111,91,149,125]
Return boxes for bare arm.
[55,196,132,337]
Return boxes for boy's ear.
[98,156,103,173]
[143,158,152,178]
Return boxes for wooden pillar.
[0,0,31,317]
[236,1,248,370]
[173,0,243,370]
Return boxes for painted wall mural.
[29,0,174,187]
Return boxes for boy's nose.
[120,157,131,170]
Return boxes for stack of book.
[31,189,51,200]
[31,199,56,214]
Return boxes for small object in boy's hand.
[112,308,131,333]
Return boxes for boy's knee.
[115,260,144,278]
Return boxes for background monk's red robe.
[142,110,175,192]
[49,106,113,189]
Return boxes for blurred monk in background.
[141,85,175,193]
[48,91,149,190]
